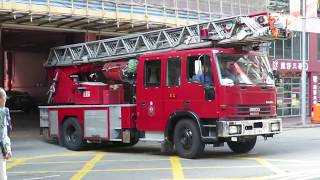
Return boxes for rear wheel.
[61,117,86,150]
[227,136,257,153]
[173,119,204,158]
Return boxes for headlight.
[229,125,242,135]
[271,123,280,132]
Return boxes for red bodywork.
[135,48,276,131]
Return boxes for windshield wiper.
[235,82,252,86]
[256,82,273,86]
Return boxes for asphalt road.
[6,112,320,180]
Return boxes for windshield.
[216,53,274,86]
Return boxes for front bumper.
[217,118,282,137]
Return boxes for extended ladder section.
[45,12,290,67]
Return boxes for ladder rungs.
[45,13,290,67]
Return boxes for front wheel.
[173,119,204,158]
[61,117,86,151]
[227,136,257,153]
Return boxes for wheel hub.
[180,128,193,149]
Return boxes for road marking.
[22,175,61,180]
[71,152,106,180]
[265,168,320,180]
[254,158,286,175]
[6,158,28,170]
[8,167,171,174]
[170,156,184,180]
[20,158,169,165]
[7,152,89,170]
[25,152,90,160]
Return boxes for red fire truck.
[39,12,290,158]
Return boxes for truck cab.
[136,48,281,158]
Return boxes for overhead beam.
[85,20,118,30]
[56,17,87,28]
[97,22,128,32]
[70,19,101,28]
[38,16,72,26]
[17,15,46,24]
[0,14,29,24]
[127,24,166,33]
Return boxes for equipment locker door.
[136,56,164,131]
[163,55,184,120]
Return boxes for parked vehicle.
[6,90,35,112]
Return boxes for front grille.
[234,104,274,116]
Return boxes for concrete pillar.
[0,29,4,88]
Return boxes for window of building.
[276,75,309,117]
[292,31,301,60]
[268,41,275,59]
[269,31,309,61]
[144,60,161,88]
[275,40,283,59]
[166,58,181,87]
[283,37,292,59]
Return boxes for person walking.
[0,88,12,180]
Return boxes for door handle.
[184,101,190,107]
[141,101,146,107]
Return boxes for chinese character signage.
[271,60,309,72]
[312,75,318,104]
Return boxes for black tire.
[227,136,257,153]
[61,117,86,151]
[173,119,204,158]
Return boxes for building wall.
[10,52,48,103]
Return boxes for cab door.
[136,56,164,131]
[180,52,218,117]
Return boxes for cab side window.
[187,55,213,86]
[144,60,161,87]
[166,58,181,87]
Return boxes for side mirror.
[272,70,280,86]
[272,70,279,80]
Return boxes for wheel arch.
[59,115,82,140]
[165,110,202,142]
[59,115,86,150]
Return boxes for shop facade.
[269,32,320,118]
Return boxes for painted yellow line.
[8,167,171,174]
[20,158,170,165]
[6,152,89,170]
[6,158,28,170]
[170,156,185,180]
[71,152,106,180]
[26,152,90,160]
[254,158,286,175]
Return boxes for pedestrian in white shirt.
[0,88,12,180]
